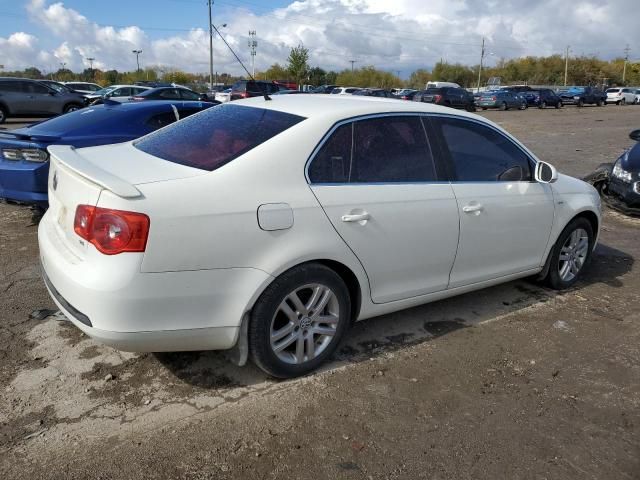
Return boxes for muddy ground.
[0,106,639,479]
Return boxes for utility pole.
[476,37,485,93]
[248,30,257,77]
[349,60,357,72]
[564,45,570,86]
[623,44,630,84]
[208,0,213,88]
[86,57,95,80]
[132,50,142,74]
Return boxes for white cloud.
[0,0,637,75]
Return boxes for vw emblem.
[52,171,58,191]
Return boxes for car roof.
[234,94,480,123]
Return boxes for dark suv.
[0,78,86,123]
[414,87,476,111]
[230,80,281,100]
[558,86,606,107]
[523,89,563,108]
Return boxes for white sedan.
[38,96,601,378]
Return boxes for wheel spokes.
[270,283,341,365]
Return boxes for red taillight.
[73,205,150,255]
[131,96,144,101]
[240,91,250,98]
[492,96,497,101]
[434,94,442,103]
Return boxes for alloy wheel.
[558,228,589,282]
[269,283,341,365]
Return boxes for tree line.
[2,45,639,90]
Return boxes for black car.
[130,86,209,102]
[310,84,338,94]
[499,85,533,93]
[558,86,605,107]
[352,88,394,98]
[230,80,281,100]
[522,89,563,109]
[414,87,476,111]
[585,129,640,215]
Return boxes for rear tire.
[556,101,562,109]
[0,105,7,124]
[500,102,508,111]
[596,99,603,107]
[249,263,351,378]
[543,217,594,290]
[621,98,626,106]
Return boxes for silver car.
[0,77,86,123]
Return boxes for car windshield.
[95,87,116,95]
[44,82,67,93]
[134,104,306,172]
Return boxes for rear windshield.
[134,104,305,171]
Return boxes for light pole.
[86,57,95,80]
[211,23,227,86]
[564,45,570,86]
[248,30,257,78]
[132,50,142,74]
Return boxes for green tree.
[407,69,431,89]
[287,44,309,86]
[263,63,289,81]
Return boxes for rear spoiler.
[47,145,142,198]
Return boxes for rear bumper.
[0,159,49,206]
[38,212,273,352]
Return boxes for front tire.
[621,98,626,106]
[249,264,351,378]
[543,218,594,290]
[63,103,82,113]
[577,99,585,107]
[556,101,562,109]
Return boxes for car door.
[22,81,59,114]
[308,115,460,303]
[428,115,555,288]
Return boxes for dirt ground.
[0,105,639,479]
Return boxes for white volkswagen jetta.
[39,95,601,378]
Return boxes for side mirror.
[629,129,640,142]
[535,161,558,184]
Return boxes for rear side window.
[309,116,437,184]
[134,104,305,171]
[0,81,22,92]
[434,117,532,182]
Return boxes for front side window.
[135,104,305,171]
[179,89,200,100]
[434,117,532,182]
[159,89,180,99]
[25,82,49,94]
[309,116,437,184]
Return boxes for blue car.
[0,100,215,209]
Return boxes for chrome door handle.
[341,213,370,222]
[462,204,483,213]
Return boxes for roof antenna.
[212,24,271,101]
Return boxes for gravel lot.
[1,105,639,479]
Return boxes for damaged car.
[584,129,640,215]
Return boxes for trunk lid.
[46,143,206,259]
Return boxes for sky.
[0,0,637,78]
